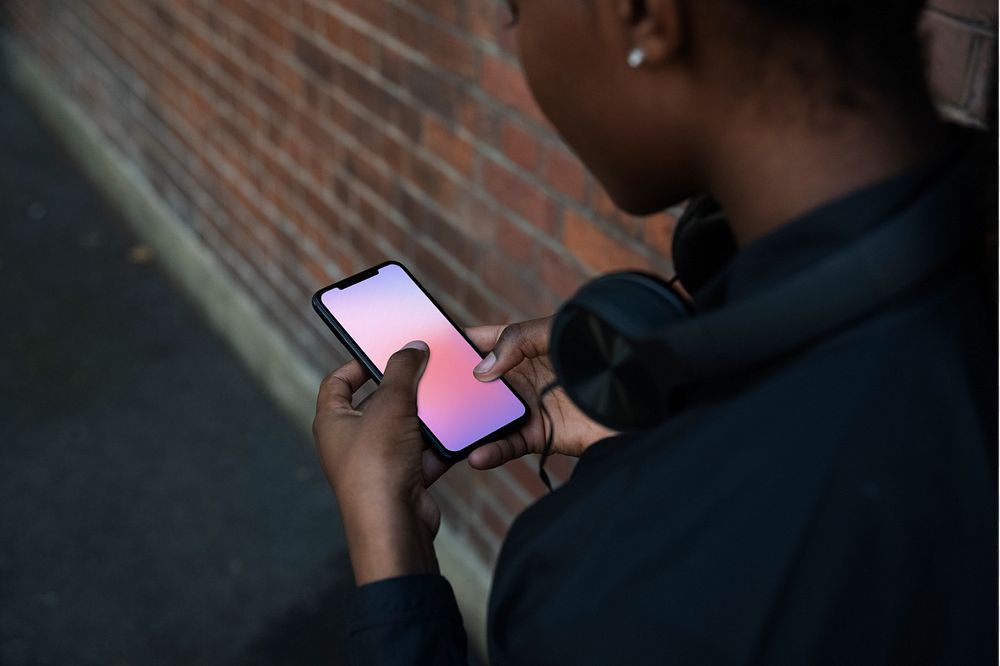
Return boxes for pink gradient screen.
[320,263,526,452]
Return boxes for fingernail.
[473,351,496,375]
[403,340,429,352]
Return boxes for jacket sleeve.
[347,574,469,666]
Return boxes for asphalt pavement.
[0,58,355,665]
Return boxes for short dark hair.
[720,0,930,109]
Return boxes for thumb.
[473,317,551,381]
[375,340,430,416]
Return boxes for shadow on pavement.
[0,53,355,665]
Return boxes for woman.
[313,0,994,663]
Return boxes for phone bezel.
[311,260,532,461]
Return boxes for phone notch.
[336,266,380,289]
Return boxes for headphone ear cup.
[671,196,738,294]
[550,272,692,432]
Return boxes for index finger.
[317,359,369,412]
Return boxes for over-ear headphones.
[670,195,738,294]
[549,154,978,433]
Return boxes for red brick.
[494,215,537,265]
[333,0,391,28]
[500,120,541,172]
[402,59,463,121]
[538,454,578,488]
[301,251,333,285]
[392,6,478,79]
[481,52,547,124]
[563,209,652,273]
[404,0,462,25]
[506,456,549,498]
[538,245,588,300]
[589,183,620,220]
[466,517,502,567]
[543,144,588,202]
[481,156,556,234]
[404,153,460,210]
[422,114,475,175]
[413,238,468,302]
[478,493,515,541]
[401,189,475,267]
[481,469,533,517]
[324,12,377,66]
[464,0,505,40]
[246,3,291,49]
[461,282,508,327]
[453,193,500,243]
[480,252,547,318]
[642,212,678,259]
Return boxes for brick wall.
[5,0,995,570]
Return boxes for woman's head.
[506,0,932,215]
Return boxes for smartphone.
[312,261,530,460]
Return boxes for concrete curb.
[3,37,491,659]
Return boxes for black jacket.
[346,140,997,665]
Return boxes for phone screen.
[317,263,528,455]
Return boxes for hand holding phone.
[313,340,442,585]
[465,318,620,470]
[313,261,531,460]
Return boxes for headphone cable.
[537,380,561,492]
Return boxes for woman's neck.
[702,101,950,247]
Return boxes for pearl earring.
[627,47,645,69]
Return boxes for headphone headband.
[648,153,978,386]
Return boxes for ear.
[617,0,685,67]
